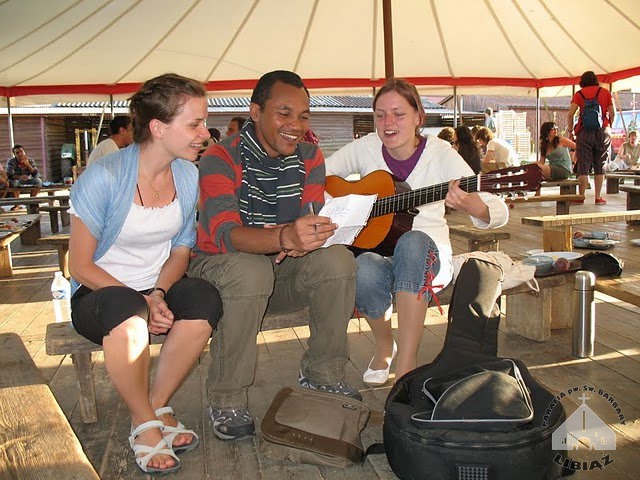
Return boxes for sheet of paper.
[319,194,377,247]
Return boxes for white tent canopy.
[1,0,640,105]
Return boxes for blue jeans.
[9,177,43,188]
[355,230,440,319]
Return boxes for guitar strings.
[370,164,533,218]
[373,175,479,217]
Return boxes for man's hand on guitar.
[445,179,491,223]
[274,215,337,263]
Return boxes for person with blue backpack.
[567,71,615,204]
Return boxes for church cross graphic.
[552,394,616,450]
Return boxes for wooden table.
[3,185,70,204]
[522,210,640,251]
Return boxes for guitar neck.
[370,174,479,218]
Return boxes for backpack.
[369,258,570,479]
[578,87,603,131]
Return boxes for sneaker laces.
[299,372,361,399]
[210,407,251,424]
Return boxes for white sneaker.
[362,341,398,386]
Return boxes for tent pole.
[453,86,458,128]
[95,103,107,149]
[535,88,540,162]
[110,94,114,117]
[382,0,394,79]
[6,97,15,147]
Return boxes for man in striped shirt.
[188,70,359,442]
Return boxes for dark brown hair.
[455,126,481,174]
[540,122,560,154]
[129,73,206,145]
[579,71,599,88]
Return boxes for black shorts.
[71,277,222,345]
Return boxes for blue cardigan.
[70,144,198,293]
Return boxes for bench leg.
[49,211,60,233]
[0,243,14,277]
[556,200,570,215]
[505,280,574,341]
[505,289,553,341]
[72,352,98,423]
[57,244,70,278]
[559,185,576,195]
[61,211,70,227]
[542,226,572,251]
[606,178,619,194]
[627,192,640,225]
[19,219,41,246]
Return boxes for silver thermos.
[573,270,596,357]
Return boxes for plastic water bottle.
[51,271,71,323]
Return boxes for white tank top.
[95,200,181,290]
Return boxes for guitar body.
[325,165,543,256]
[326,171,416,256]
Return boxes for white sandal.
[155,406,200,454]
[128,419,181,474]
[363,341,398,386]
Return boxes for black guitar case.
[379,258,568,480]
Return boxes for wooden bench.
[506,194,584,215]
[540,179,579,195]
[47,307,313,423]
[0,214,41,277]
[595,276,640,308]
[39,205,70,233]
[0,332,100,479]
[47,256,578,423]
[503,271,575,341]
[522,210,640,251]
[449,225,511,251]
[6,185,70,196]
[0,194,69,215]
[605,172,640,194]
[619,185,640,224]
[38,233,71,278]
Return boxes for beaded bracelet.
[279,224,291,253]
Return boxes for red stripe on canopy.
[2,66,640,98]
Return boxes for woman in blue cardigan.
[69,74,222,474]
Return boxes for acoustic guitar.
[325,164,543,256]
